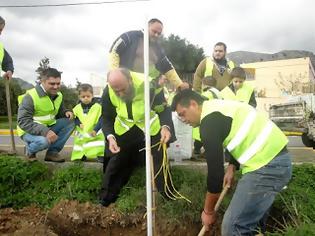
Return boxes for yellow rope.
[153,142,191,203]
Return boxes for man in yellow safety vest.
[99,68,175,206]
[17,68,74,162]
[172,90,292,235]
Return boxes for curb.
[0,129,17,135]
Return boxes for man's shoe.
[27,153,37,162]
[44,152,65,162]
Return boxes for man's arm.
[151,87,173,129]
[17,95,50,136]
[154,44,186,89]
[193,58,207,92]
[2,49,14,73]
[101,86,117,138]
[108,32,131,70]
[200,112,228,194]
[249,91,257,108]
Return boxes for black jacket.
[1,49,14,72]
[109,30,174,75]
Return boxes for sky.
[1,0,314,86]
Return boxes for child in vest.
[221,67,257,108]
[71,84,105,162]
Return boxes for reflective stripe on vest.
[108,71,161,136]
[200,100,288,174]
[221,82,254,103]
[237,121,273,164]
[71,102,105,160]
[33,114,56,123]
[0,42,4,71]
[226,109,256,152]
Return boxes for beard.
[121,86,135,103]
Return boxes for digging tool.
[5,78,16,154]
[198,185,229,236]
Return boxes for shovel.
[5,78,16,154]
[198,185,229,236]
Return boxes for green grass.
[1,154,315,232]
[0,116,17,129]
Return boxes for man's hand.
[201,210,217,231]
[223,164,236,188]
[90,130,97,137]
[108,136,120,154]
[160,126,171,144]
[46,130,58,144]
[3,71,13,80]
[65,111,74,120]
[178,82,190,90]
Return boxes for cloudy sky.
[1,0,314,86]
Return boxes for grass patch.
[0,155,102,209]
[1,154,315,232]
[0,116,17,129]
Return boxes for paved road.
[1,135,314,164]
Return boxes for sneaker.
[44,152,65,162]
[27,153,37,162]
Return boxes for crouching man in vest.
[172,90,292,236]
[17,68,75,162]
[100,68,175,206]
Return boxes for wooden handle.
[198,186,229,236]
[198,226,206,236]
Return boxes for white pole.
[143,16,153,236]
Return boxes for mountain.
[227,50,315,67]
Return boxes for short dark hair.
[0,16,5,25]
[214,42,227,51]
[78,83,93,94]
[171,89,206,111]
[148,18,163,25]
[40,68,62,80]
[230,67,246,80]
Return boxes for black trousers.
[100,126,169,203]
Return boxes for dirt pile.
[0,200,215,236]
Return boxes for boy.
[71,84,105,161]
[221,67,256,107]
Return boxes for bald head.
[107,68,134,102]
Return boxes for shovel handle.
[197,185,229,236]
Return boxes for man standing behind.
[108,18,189,90]
[193,42,235,92]
[0,16,14,80]
[17,68,74,162]
[100,68,174,206]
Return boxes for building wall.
[242,57,314,114]
[242,57,313,97]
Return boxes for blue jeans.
[22,118,74,155]
[222,150,292,236]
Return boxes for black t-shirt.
[200,112,240,193]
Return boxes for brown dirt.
[0,200,221,236]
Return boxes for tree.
[161,34,205,83]
[59,83,78,110]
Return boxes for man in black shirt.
[172,90,292,235]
